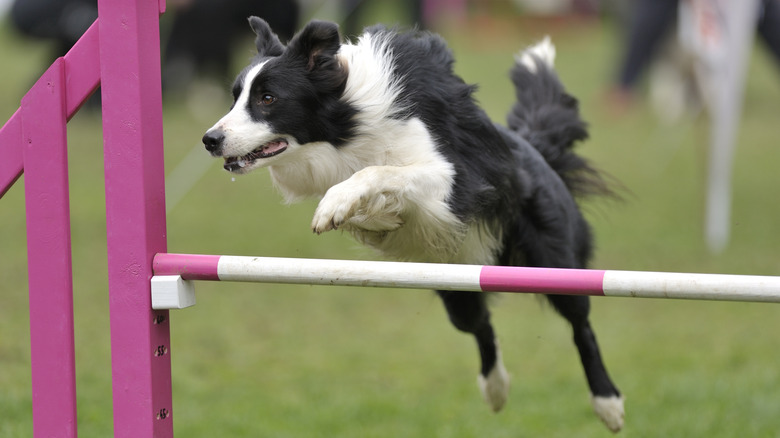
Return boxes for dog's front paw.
[311,178,404,234]
[311,188,356,234]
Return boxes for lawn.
[1,7,780,438]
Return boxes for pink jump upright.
[98,0,173,437]
[0,0,172,436]
[0,20,100,438]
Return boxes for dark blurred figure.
[9,0,299,97]
[341,0,424,37]
[162,0,299,95]
[612,0,677,103]
[10,0,98,61]
[757,0,780,64]
[611,0,780,107]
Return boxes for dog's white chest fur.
[268,115,499,265]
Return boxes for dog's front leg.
[311,164,451,234]
[311,166,408,234]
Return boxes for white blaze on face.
[206,62,277,158]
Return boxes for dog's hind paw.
[591,394,625,433]
[477,360,510,412]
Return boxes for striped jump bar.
[150,253,780,309]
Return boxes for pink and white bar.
[152,253,780,309]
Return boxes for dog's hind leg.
[436,290,510,412]
[545,294,624,432]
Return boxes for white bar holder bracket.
[151,275,196,310]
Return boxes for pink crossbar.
[154,253,221,280]
[480,266,606,295]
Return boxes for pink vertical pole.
[21,58,78,438]
[97,0,173,436]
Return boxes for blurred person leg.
[611,0,679,107]
[756,0,780,67]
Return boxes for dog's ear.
[248,16,284,57]
[287,20,342,72]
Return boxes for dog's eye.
[260,94,277,105]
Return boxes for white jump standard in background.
[151,253,780,309]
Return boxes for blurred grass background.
[2,2,780,437]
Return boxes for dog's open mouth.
[223,138,288,171]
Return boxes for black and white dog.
[203,17,624,432]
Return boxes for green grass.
[2,11,780,438]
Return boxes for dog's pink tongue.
[263,140,288,154]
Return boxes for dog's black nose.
[202,130,225,154]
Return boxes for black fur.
[363,27,620,407]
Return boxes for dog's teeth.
[237,160,247,168]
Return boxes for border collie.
[203,17,624,432]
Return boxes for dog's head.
[202,17,356,174]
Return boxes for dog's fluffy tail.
[507,37,611,198]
